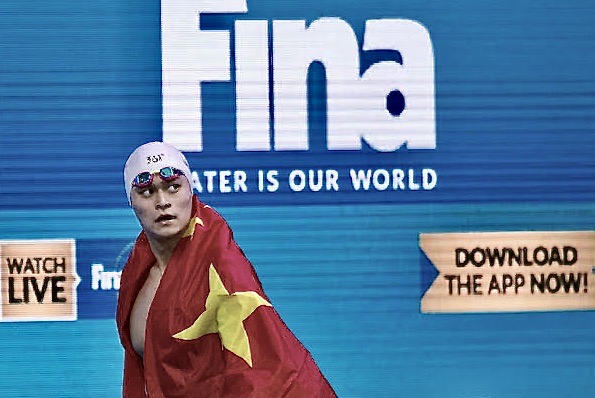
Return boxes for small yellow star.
[182,217,204,238]
[172,264,272,367]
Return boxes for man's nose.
[155,190,171,210]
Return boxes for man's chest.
[129,266,162,357]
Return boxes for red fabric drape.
[116,196,336,397]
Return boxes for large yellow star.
[172,264,272,367]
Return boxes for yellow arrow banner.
[420,231,595,313]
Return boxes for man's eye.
[168,184,180,193]
[139,187,154,197]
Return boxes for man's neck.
[147,235,182,272]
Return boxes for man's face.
[130,173,193,243]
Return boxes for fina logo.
[90,241,133,292]
[161,0,436,153]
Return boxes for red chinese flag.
[116,196,337,397]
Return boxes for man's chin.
[148,226,185,242]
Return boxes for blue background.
[1,0,594,397]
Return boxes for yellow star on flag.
[172,264,272,367]
[182,216,204,238]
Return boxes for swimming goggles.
[132,167,185,188]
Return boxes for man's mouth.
[155,214,176,223]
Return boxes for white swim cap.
[124,141,193,203]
